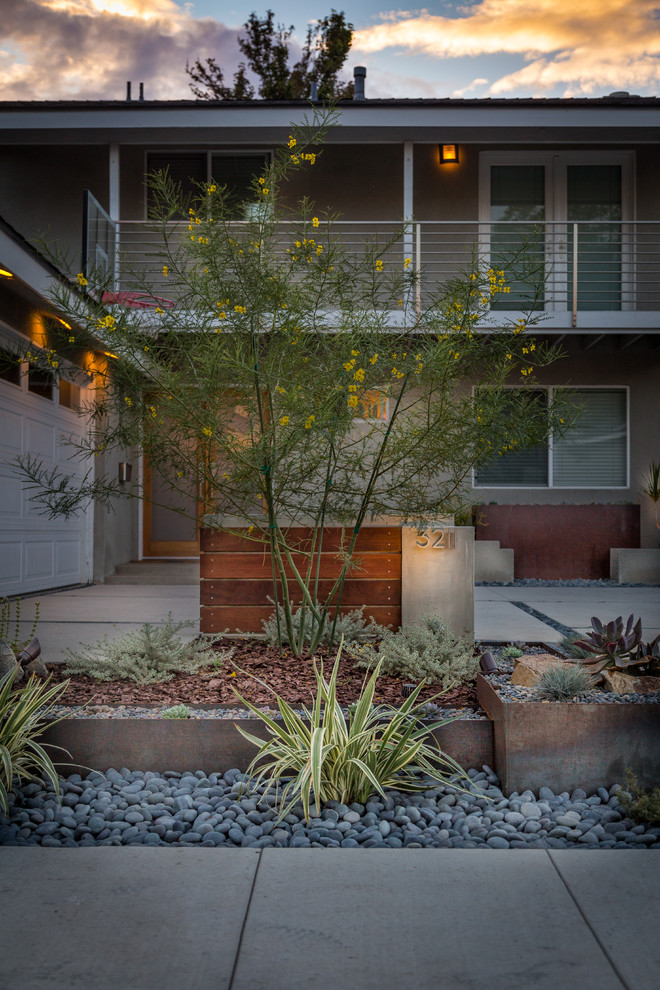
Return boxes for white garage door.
[0,368,91,597]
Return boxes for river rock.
[0,640,23,683]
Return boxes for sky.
[2,0,660,102]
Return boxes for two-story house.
[1,84,659,597]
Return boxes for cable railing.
[83,203,660,325]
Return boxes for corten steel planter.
[41,709,493,776]
[477,674,660,794]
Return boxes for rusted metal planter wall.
[475,504,640,580]
[42,714,493,776]
[477,675,660,794]
[200,526,402,634]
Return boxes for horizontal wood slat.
[201,579,400,606]
[201,552,401,581]
[201,605,401,635]
[200,527,402,553]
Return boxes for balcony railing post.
[572,222,578,328]
[415,222,421,317]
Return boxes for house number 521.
[415,528,455,550]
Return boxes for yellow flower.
[506,353,512,360]
[261,187,269,195]
[144,346,149,352]
[155,307,164,315]
[202,426,213,437]
[351,350,359,357]
[68,336,75,343]
[76,273,88,286]
[234,305,246,314]
[353,368,365,382]
[347,395,358,409]
[375,259,383,272]
[316,245,323,255]
[176,471,184,478]
[162,265,168,277]
[304,415,315,429]
[343,359,356,372]
[404,258,411,269]
[104,315,116,328]
[312,217,319,227]
[207,184,217,193]
[279,416,289,426]
[148,405,156,418]
[369,354,378,364]
[288,136,297,149]
[124,396,132,407]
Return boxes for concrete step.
[106,560,200,585]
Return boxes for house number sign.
[415,528,456,550]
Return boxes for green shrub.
[262,602,387,650]
[0,669,71,816]
[1,597,40,655]
[350,614,477,689]
[63,616,232,685]
[500,645,524,659]
[535,663,594,701]
[162,704,192,719]
[232,647,468,821]
[619,769,660,826]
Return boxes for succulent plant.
[571,615,660,671]
[162,704,192,719]
[536,663,594,701]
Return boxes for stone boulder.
[510,653,575,687]
[601,669,660,695]
[0,640,24,684]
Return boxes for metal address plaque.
[415,528,455,550]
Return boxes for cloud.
[0,0,240,100]
[353,0,660,95]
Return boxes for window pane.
[490,165,545,309]
[553,389,627,486]
[568,165,622,312]
[475,389,548,487]
[28,367,54,400]
[211,154,269,216]
[0,347,21,386]
[146,153,207,216]
[59,379,81,410]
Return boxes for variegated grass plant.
[0,669,71,817]
[231,646,468,821]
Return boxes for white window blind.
[552,389,627,487]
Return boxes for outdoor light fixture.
[479,651,498,673]
[439,144,459,164]
[118,462,132,484]
[0,268,14,278]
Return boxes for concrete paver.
[549,851,660,990]
[0,848,259,990]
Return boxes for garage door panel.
[25,418,56,460]
[0,410,23,454]
[56,540,81,577]
[0,542,22,585]
[25,540,55,580]
[0,474,22,517]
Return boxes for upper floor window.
[146,151,271,218]
[474,387,628,489]
[480,152,634,313]
[0,345,21,386]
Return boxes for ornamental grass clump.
[350,613,477,689]
[262,601,387,650]
[0,669,71,817]
[535,663,595,701]
[64,616,231,685]
[231,646,468,822]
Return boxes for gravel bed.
[486,657,660,705]
[2,766,658,849]
[43,703,488,721]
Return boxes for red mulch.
[47,640,480,710]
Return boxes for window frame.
[472,384,630,491]
[143,148,274,220]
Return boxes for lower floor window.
[474,387,628,488]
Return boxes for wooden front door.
[143,458,200,557]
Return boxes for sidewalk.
[14,581,660,662]
[1,847,658,990]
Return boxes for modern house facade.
[0,88,659,596]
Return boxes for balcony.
[83,196,660,330]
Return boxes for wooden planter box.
[41,710,493,777]
[477,674,660,794]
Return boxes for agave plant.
[570,614,647,673]
[231,645,468,822]
[0,669,71,817]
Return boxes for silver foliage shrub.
[535,663,594,701]
[350,613,478,688]
[64,616,231,684]
[262,602,387,649]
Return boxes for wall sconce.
[440,144,459,164]
[118,462,132,483]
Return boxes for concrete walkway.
[13,580,660,662]
[1,848,658,990]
